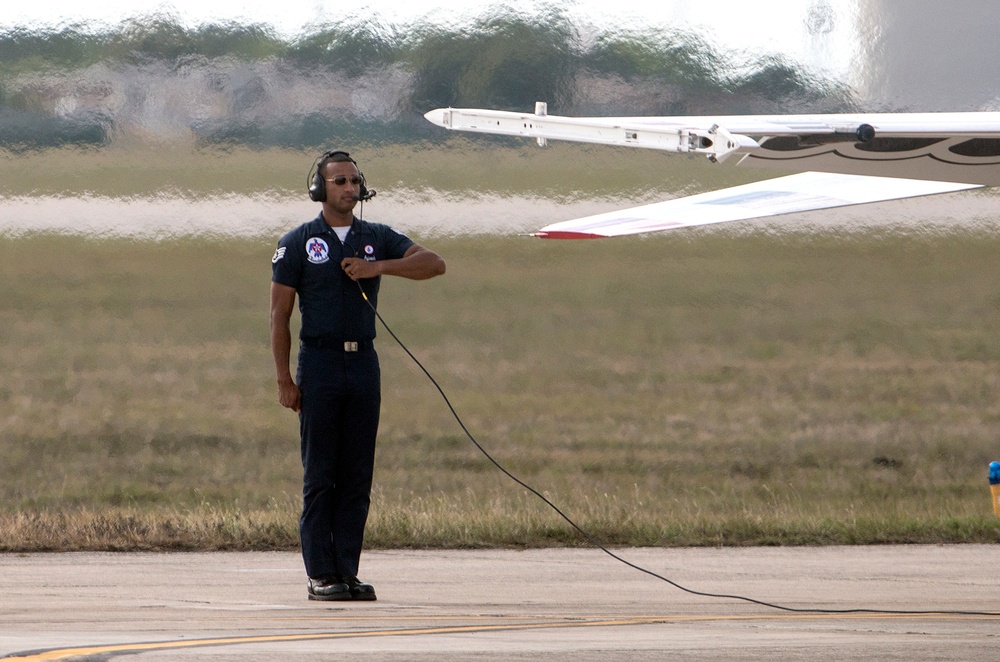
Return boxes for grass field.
[2,226,999,551]
[0,140,759,200]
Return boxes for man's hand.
[341,257,381,281]
[277,376,301,413]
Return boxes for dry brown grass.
[2,228,1000,550]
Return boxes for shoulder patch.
[272,246,287,264]
[306,237,330,264]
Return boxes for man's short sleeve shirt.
[271,214,415,339]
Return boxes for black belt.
[300,337,373,352]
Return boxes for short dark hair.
[317,150,358,177]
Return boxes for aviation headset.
[307,150,375,202]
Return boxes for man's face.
[322,160,362,213]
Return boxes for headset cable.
[358,282,1000,618]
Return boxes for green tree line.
[0,11,854,148]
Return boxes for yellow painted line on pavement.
[2,618,668,660]
[5,612,1000,660]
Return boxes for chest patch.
[306,237,330,264]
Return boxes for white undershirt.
[332,226,350,242]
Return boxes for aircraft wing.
[530,172,979,239]
[424,105,999,238]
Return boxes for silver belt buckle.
[344,341,359,352]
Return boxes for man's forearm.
[378,247,446,280]
[270,319,294,382]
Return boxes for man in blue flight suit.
[270,150,446,601]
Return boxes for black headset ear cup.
[358,174,368,201]
[308,170,326,202]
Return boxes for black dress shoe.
[307,576,351,601]
[343,575,377,601]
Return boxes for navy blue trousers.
[296,343,380,579]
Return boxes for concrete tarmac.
[2,546,999,661]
